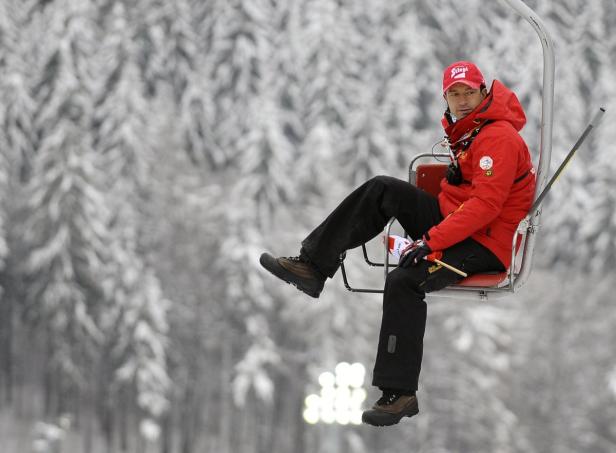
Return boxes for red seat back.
[415,163,448,197]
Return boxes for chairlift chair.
[339,0,555,301]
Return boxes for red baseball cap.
[442,61,485,94]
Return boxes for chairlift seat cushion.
[455,271,509,287]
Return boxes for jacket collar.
[442,93,491,145]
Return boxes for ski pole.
[530,107,606,215]
[431,258,468,278]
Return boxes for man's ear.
[443,94,450,111]
[481,87,488,99]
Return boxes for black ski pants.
[300,175,504,392]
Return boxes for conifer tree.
[218,0,295,402]
[19,0,108,415]
[284,0,348,205]
[334,2,398,184]
[180,63,228,169]
[0,125,9,403]
[0,0,37,181]
[3,0,616,451]
[0,130,7,288]
[92,1,152,189]
[0,0,39,408]
[420,302,526,453]
[570,1,615,273]
[131,0,197,103]
[21,123,109,411]
[536,0,599,268]
[105,258,171,443]
[0,1,12,275]
[92,1,172,441]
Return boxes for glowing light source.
[318,371,336,388]
[302,362,367,425]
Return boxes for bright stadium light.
[303,362,366,426]
[319,371,336,388]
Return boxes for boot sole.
[259,253,322,298]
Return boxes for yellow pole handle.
[431,258,468,278]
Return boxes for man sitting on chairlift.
[260,61,536,427]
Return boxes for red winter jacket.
[425,80,536,268]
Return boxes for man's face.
[444,83,487,119]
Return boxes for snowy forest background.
[0,0,615,452]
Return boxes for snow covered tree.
[379,1,442,161]
[141,142,229,453]
[0,0,37,182]
[181,0,276,170]
[0,1,12,282]
[535,0,608,269]
[512,270,616,453]
[206,0,274,168]
[180,62,228,169]
[333,2,407,185]
[131,0,197,103]
[213,4,303,452]
[0,105,9,405]
[3,0,616,452]
[91,1,153,192]
[0,0,40,408]
[290,0,362,190]
[420,300,528,452]
[575,2,616,273]
[101,259,170,448]
[128,0,179,98]
[89,2,172,445]
[16,1,110,418]
[21,124,109,412]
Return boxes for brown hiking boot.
[361,391,419,427]
[259,253,325,298]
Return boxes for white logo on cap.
[479,156,493,170]
[451,66,469,79]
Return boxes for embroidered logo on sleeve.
[479,156,493,170]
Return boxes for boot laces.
[285,255,305,263]
[376,391,400,406]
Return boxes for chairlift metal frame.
[339,0,555,301]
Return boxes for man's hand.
[399,239,443,268]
